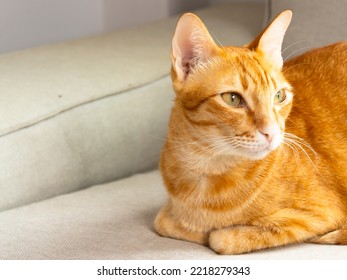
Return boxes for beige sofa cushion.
[0,3,266,211]
[1,170,346,259]
[0,77,173,211]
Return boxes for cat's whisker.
[284,133,318,157]
[279,143,288,159]
[278,144,291,167]
[283,136,318,171]
[221,48,239,74]
[154,140,198,155]
[212,34,239,75]
[174,167,190,190]
[281,40,313,55]
[285,118,297,126]
[201,136,243,156]
[162,141,214,170]
[284,45,314,62]
[160,135,238,157]
[213,139,242,155]
[282,140,300,165]
[165,136,224,169]
[282,63,310,75]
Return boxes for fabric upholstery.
[0,3,265,211]
[0,3,265,137]
[271,0,347,52]
[0,170,346,260]
[0,76,173,211]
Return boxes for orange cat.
[154,10,347,254]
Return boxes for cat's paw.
[209,228,242,255]
[155,206,208,245]
[309,228,346,245]
[209,227,260,255]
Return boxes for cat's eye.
[274,89,286,104]
[221,92,244,107]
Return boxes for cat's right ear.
[171,13,219,82]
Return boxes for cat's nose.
[259,125,279,143]
[260,131,273,142]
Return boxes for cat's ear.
[248,10,292,69]
[171,13,219,82]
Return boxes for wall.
[104,0,210,32]
[0,0,264,54]
[0,0,104,53]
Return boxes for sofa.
[0,0,346,260]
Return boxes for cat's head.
[170,10,293,161]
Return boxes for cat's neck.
[161,137,280,204]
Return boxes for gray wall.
[0,0,264,54]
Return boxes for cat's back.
[284,42,347,131]
[284,41,347,70]
[284,42,347,189]
[284,42,347,108]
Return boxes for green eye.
[221,92,243,107]
[274,89,286,104]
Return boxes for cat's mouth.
[233,132,284,160]
[206,131,283,161]
[226,132,283,160]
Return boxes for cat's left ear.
[247,10,292,69]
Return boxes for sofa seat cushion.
[0,170,346,260]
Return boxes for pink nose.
[260,131,273,142]
[259,125,279,143]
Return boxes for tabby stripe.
[182,93,217,111]
[252,56,270,89]
[183,110,216,127]
[234,56,252,91]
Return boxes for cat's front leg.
[210,225,301,254]
[154,205,208,245]
[209,208,336,254]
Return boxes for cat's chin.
[245,150,273,161]
[233,147,276,161]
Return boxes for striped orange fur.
[154,10,347,254]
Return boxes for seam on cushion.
[0,168,160,213]
[0,73,170,138]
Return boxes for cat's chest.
[170,178,267,231]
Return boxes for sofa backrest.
[271,0,347,55]
[0,3,265,211]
